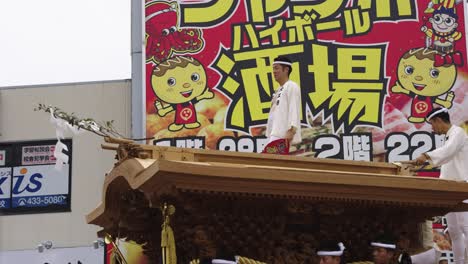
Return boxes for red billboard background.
[144,0,468,167]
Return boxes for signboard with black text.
[0,139,72,214]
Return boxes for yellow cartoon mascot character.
[152,56,214,131]
[391,48,456,123]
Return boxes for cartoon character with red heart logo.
[391,48,457,123]
[152,56,213,131]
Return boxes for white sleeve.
[287,83,301,129]
[427,128,465,166]
[411,248,437,264]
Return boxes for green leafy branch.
[34,103,151,141]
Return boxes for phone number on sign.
[22,195,66,206]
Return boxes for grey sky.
[0,0,131,87]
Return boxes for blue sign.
[12,194,68,208]
[0,139,72,215]
[0,167,11,209]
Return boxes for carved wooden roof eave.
[85,158,158,228]
[141,145,405,175]
[87,157,468,229]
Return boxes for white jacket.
[266,80,302,144]
[427,125,468,182]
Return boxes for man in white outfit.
[412,107,468,264]
[262,56,302,154]
[316,240,346,264]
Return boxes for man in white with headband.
[316,240,346,264]
[262,56,302,154]
[412,107,468,264]
[370,233,412,264]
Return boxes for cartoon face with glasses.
[421,7,461,54]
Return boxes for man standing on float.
[412,107,468,264]
[262,56,302,154]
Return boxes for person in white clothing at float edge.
[411,107,468,264]
[263,56,302,154]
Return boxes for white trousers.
[446,212,468,264]
[267,136,282,144]
[411,248,437,264]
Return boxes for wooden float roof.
[86,144,468,227]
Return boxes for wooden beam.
[138,145,403,175]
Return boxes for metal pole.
[131,0,145,140]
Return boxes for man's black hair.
[427,107,451,123]
[317,240,346,264]
[274,56,293,77]
[372,233,397,252]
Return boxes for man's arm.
[285,126,296,141]
[285,83,301,141]
[414,152,431,165]
[423,128,465,166]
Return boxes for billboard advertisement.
[0,139,72,214]
[144,0,468,165]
